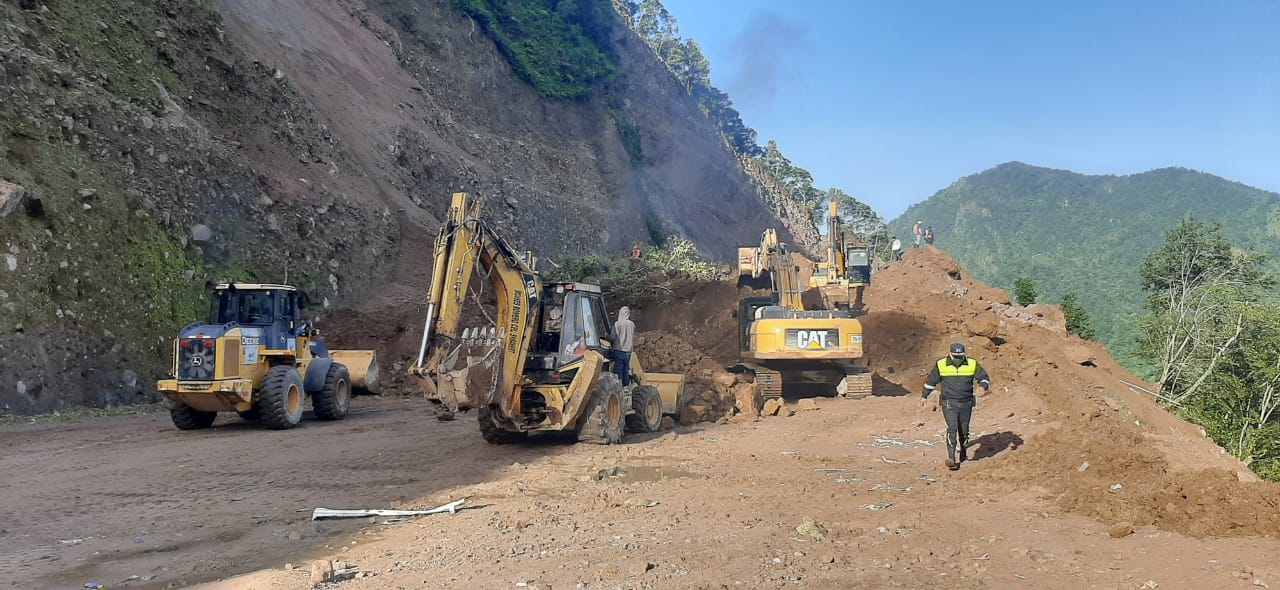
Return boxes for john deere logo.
[796,330,829,349]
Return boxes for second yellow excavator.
[408,193,685,444]
[729,228,873,398]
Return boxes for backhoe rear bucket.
[330,350,380,395]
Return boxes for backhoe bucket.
[330,350,380,395]
[416,327,501,414]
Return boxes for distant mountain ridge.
[888,162,1280,373]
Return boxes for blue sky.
[660,0,1280,220]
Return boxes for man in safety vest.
[920,342,991,470]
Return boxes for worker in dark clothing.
[920,343,991,470]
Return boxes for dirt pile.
[626,244,1280,538]
[861,245,1280,538]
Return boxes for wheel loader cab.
[209,286,307,354]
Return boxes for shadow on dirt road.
[0,397,580,589]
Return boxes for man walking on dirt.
[890,236,903,261]
[613,306,635,387]
[912,220,923,248]
[920,343,991,470]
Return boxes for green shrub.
[1012,277,1038,306]
[550,237,718,306]
[452,0,618,99]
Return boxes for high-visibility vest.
[936,358,978,377]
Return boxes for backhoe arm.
[410,192,541,415]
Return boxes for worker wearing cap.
[920,343,991,470]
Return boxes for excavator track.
[836,367,874,398]
[754,369,784,400]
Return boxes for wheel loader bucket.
[330,350,380,395]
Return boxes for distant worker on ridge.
[913,220,923,248]
[924,226,935,245]
[613,306,635,387]
[890,236,903,261]
[920,342,991,470]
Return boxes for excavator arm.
[738,228,805,311]
[410,192,541,416]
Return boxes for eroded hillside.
[0,0,787,413]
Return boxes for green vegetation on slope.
[452,0,619,99]
[1139,220,1280,481]
[889,162,1280,374]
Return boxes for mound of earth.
[625,245,1280,538]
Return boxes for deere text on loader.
[730,229,873,399]
[409,192,686,444]
[157,283,380,430]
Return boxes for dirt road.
[182,393,1280,590]
[0,398,581,589]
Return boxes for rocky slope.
[0,0,786,413]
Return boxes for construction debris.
[312,498,468,520]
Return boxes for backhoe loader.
[409,192,685,444]
[730,228,873,398]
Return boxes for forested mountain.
[888,162,1280,373]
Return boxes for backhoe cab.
[156,283,380,430]
[410,193,684,444]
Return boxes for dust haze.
[725,12,809,108]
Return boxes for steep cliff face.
[0,0,786,413]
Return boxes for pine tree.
[1012,277,1038,306]
[1060,292,1096,340]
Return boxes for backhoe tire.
[170,403,217,430]
[312,362,351,421]
[625,385,664,433]
[578,373,625,445]
[478,406,527,445]
[259,365,305,430]
[236,407,260,422]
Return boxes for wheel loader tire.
[578,373,625,445]
[259,365,305,430]
[625,385,663,433]
[478,406,527,445]
[312,362,351,421]
[170,403,217,430]
[236,407,260,422]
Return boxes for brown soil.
[7,246,1280,590]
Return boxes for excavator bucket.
[330,350,381,395]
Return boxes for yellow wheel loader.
[730,229,873,398]
[156,283,380,430]
[409,193,686,444]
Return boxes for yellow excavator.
[809,201,872,311]
[408,192,686,444]
[730,228,873,399]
